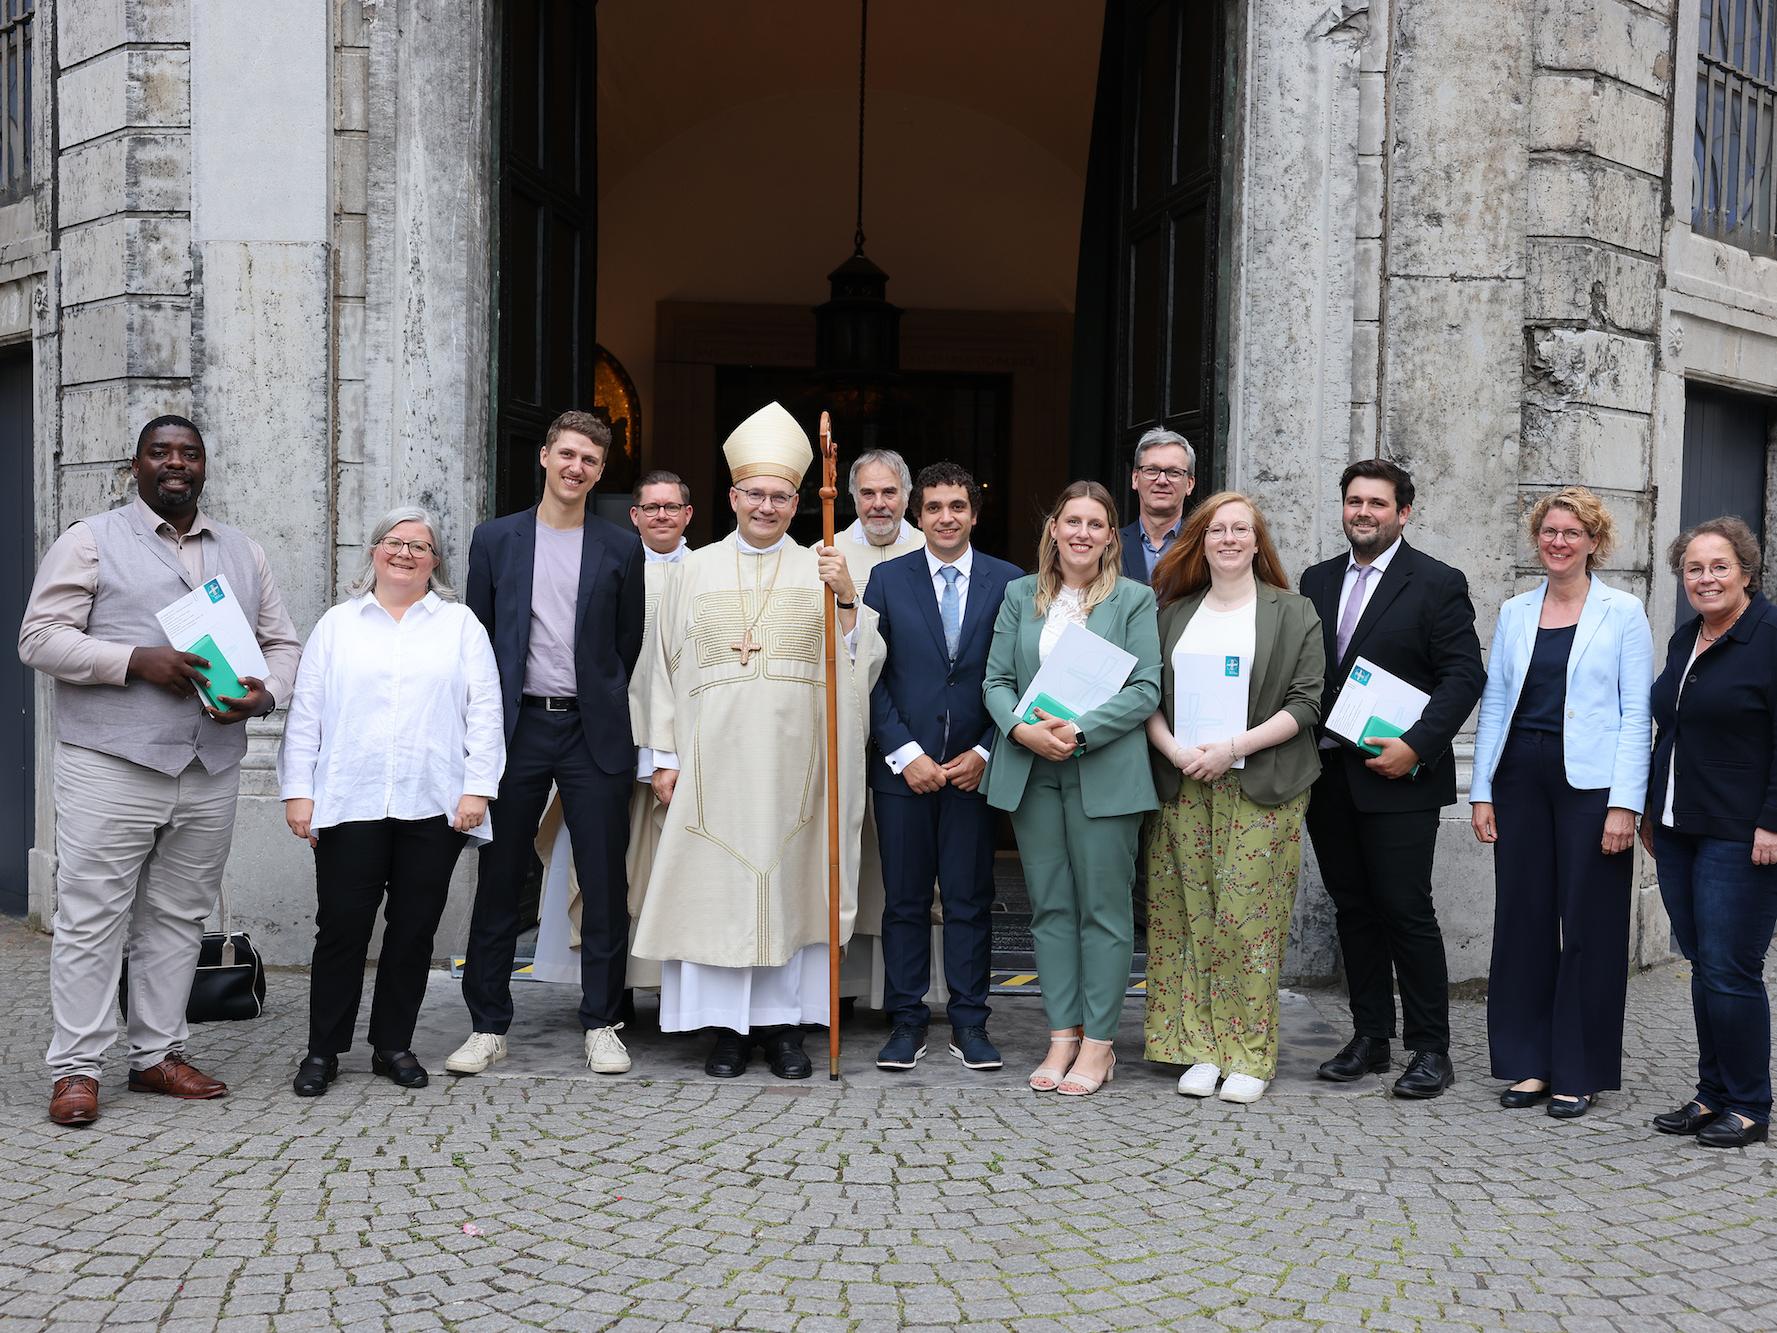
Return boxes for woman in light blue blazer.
[1469,487,1653,1119]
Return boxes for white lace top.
[1039,585,1091,661]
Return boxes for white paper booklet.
[154,572,270,679]
[1172,652,1250,769]
[1012,621,1137,722]
[1324,655,1430,749]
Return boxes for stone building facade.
[12,0,1776,978]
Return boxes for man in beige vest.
[19,415,302,1126]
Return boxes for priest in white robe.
[631,403,885,1079]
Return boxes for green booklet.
[188,633,245,713]
[1019,692,1079,726]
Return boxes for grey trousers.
[47,742,241,1082]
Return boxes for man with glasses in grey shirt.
[1119,427,1198,583]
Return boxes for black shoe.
[1499,1083,1550,1109]
[1392,1051,1455,1099]
[704,1028,750,1078]
[292,1054,338,1098]
[1317,1035,1391,1082]
[371,1049,428,1089]
[762,1027,812,1080]
[1696,1115,1769,1148]
[1652,1100,1720,1136]
[876,1022,927,1070]
[1547,1093,1592,1120]
[948,1025,1003,1071]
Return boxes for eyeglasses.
[1136,466,1190,482]
[735,488,798,509]
[1538,526,1588,545]
[1206,523,1254,540]
[377,537,435,558]
[637,502,687,517]
[1683,561,1740,582]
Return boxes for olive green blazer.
[1150,582,1326,808]
[982,575,1162,818]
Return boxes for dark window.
[0,0,32,205]
[1694,0,1777,256]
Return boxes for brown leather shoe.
[49,1075,99,1126]
[128,1051,227,1100]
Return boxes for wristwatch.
[1070,723,1086,752]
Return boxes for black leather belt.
[521,695,578,712]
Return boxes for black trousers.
[1487,729,1631,1092]
[875,784,995,1030]
[1305,758,1449,1052]
[308,816,468,1056]
[463,707,632,1033]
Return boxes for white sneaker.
[1177,1063,1221,1097]
[444,1032,507,1076]
[1219,1073,1267,1103]
[584,1024,631,1075]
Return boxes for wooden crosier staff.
[819,411,843,1081]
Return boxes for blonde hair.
[1528,487,1616,572]
[1033,480,1123,618]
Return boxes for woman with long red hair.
[1142,492,1324,1104]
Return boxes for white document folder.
[1171,652,1250,769]
[1012,622,1137,721]
[1324,655,1431,750]
[154,572,270,679]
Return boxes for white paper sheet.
[154,572,270,679]
[1324,655,1431,748]
[1013,621,1137,721]
[1171,651,1250,769]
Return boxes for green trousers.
[1009,757,1144,1041]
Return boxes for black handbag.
[119,888,266,1023]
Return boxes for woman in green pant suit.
[984,480,1161,1096]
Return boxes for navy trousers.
[874,784,995,1030]
[1652,826,1777,1124]
[1486,730,1632,1092]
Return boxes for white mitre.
[723,402,812,486]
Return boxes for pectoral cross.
[731,627,760,665]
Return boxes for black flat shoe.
[371,1049,428,1089]
[762,1027,812,1080]
[292,1054,338,1098]
[1696,1115,1768,1149]
[1499,1084,1549,1109]
[1652,1101,1719,1136]
[704,1029,750,1078]
[1317,1035,1391,1082]
[1547,1093,1592,1120]
[1392,1051,1455,1099]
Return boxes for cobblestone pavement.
[3,918,1776,1332]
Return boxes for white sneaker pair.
[1175,1063,1268,1103]
[443,1025,631,1076]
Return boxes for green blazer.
[982,575,1162,818]
[1150,582,1326,808]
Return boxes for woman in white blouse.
[279,507,504,1096]
[982,481,1161,1096]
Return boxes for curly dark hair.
[911,461,983,517]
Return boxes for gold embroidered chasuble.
[630,532,884,969]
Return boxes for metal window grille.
[0,0,31,205]
[1694,0,1777,256]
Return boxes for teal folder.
[189,634,245,713]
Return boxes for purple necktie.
[1335,564,1374,663]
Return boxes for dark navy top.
[1511,623,1576,733]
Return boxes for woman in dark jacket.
[1641,516,1777,1149]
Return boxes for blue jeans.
[1651,828,1777,1124]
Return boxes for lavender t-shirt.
[524,521,583,696]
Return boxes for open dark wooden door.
[494,0,599,516]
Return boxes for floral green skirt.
[1142,773,1309,1079]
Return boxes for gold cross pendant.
[731,627,760,665]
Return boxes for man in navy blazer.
[1118,426,1196,582]
[449,410,645,1079]
[863,462,1021,1072]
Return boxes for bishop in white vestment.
[631,404,885,1078]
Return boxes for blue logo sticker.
[1224,656,1240,677]
[1350,666,1372,686]
[204,579,225,603]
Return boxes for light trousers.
[47,742,240,1082]
[1008,757,1143,1042]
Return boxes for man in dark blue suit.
[447,410,645,1079]
[1117,426,1196,583]
[863,462,1021,1071]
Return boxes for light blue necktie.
[939,565,962,660]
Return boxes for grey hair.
[848,449,913,501]
[1132,427,1196,475]
[346,506,457,599]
